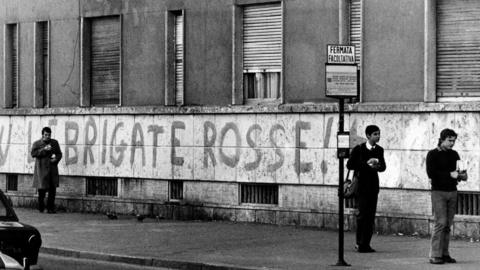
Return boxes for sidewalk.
[15,207,480,270]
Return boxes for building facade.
[1,0,480,237]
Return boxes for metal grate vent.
[240,183,278,205]
[457,192,480,216]
[170,181,183,200]
[6,174,18,191]
[86,177,118,196]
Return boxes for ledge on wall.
[3,101,480,116]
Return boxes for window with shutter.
[348,0,361,103]
[165,10,185,106]
[349,0,361,65]
[11,24,18,108]
[174,12,184,105]
[4,24,18,108]
[90,16,121,106]
[41,22,49,106]
[34,21,49,108]
[437,0,480,100]
[242,3,282,100]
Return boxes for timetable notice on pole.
[325,64,358,97]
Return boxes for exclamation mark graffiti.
[27,121,34,163]
[0,124,12,166]
[321,117,334,175]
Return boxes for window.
[240,183,278,205]
[456,192,480,216]
[34,21,49,108]
[345,197,355,209]
[242,3,282,100]
[4,23,18,108]
[436,0,480,100]
[6,174,18,192]
[165,10,185,106]
[169,181,183,201]
[347,0,361,103]
[86,177,118,196]
[81,16,121,106]
[349,0,361,66]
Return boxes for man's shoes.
[442,255,456,263]
[429,257,444,264]
[38,209,44,213]
[355,245,376,253]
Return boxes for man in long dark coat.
[31,127,62,213]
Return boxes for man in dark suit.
[347,125,386,253]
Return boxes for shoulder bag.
[344,170,358,198]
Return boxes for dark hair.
[438,128,457,146]
[42,127,52,135]
[365,125,380,136]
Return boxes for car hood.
[0,221,40,245]
[0,221,39,233]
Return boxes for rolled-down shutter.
[11,24,18,108]
[243,3,282,72]
[91,16,120,105]
[175,13,184,105]
[41,21,49,106]
[349,0,361,64]
[437,0,480,97]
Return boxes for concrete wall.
[50,19,81,107]
[0,0,82,107]
[0,111,477,193]
[363,0,425,102]
[2,104,480,237]
[0,0,427,107]
[0,106,477,224]
[0,0,430,106]
[283,0,339,103]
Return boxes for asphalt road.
[37,253,173,270]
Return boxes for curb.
[40,247,263,270]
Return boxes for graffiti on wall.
[0,115,355,184]
[0,113,478,190]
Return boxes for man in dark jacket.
[426,128,467,264]
[31,127,62,214]
[347,125,386,253]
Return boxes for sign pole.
[334,98,350,267]
[325,44,356,267]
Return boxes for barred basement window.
[6,174,18,192]
[240,183,278,205]
[344,197,355,209]
[169,181,183,200]
[456,192,480,216]
[86,177,118,196]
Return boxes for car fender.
[0,252,24,270]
